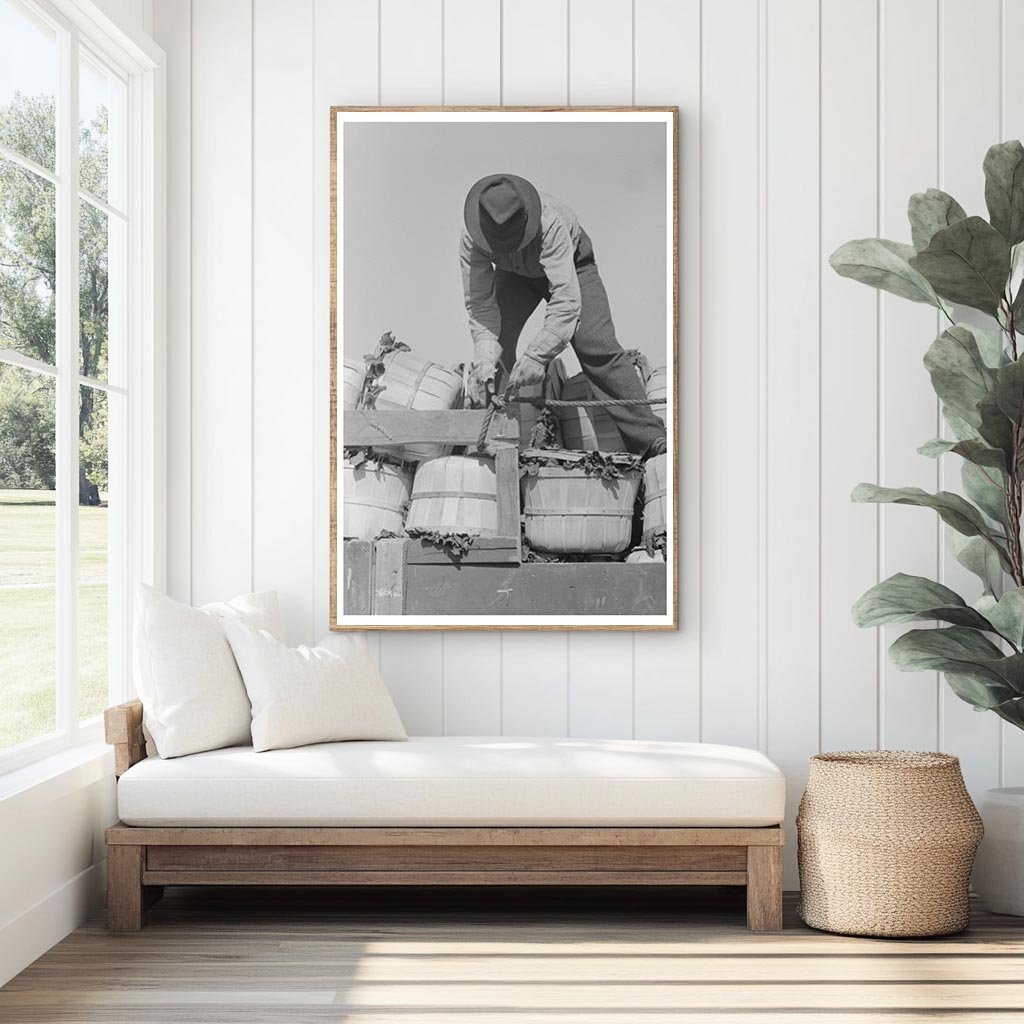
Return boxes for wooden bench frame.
[104,700,784,932]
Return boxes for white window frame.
[0,0,164,775]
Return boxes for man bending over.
[460,173,666,458]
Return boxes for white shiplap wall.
[153,0,1024,883]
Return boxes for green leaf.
[851,483,1009,554]
[908,188,968,251]
[965,322,1010,368]
[978,391,1016,457]
[923,325,996,427]
[918,437,1007,470]
[985,688,1024,728]
[977,589,1024,649]
[1012,288,1024,327]
[944,671,1023,713]
[993,358,1024,423]
[1009,242,1024,316]
[889,627,1024,704]
[942,407,983,441]
[852,573,994,630]
[830,238,942,307]
[950,533,1004,596]
[962,461,1009,527]
[909,216,1011,314]
[984,140,1024,246]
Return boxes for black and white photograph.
[331,108,677,629]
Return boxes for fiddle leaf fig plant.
[833,140,1024,731]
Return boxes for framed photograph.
[330,107,678,630]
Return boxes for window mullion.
[55,24,81,735]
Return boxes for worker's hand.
[468,359,499,408]
[508,354,547,392]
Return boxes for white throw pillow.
[133,584,283,758]
[223,622,407,752]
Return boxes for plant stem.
[1008,303,1020,362]
[1005,306,1024,586]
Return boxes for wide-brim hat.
[464,173,542,254]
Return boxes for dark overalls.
[493,228,665,457]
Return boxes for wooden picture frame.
[330,107,679,630]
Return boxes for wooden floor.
[2,886,1024,1022]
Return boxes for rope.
[476,389,508,452]
[513,396,662,409]
[474,390,662,451]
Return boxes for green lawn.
[0,489,109,751]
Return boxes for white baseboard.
[0,859,107,987]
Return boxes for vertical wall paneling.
[632,0,701,742]
[501,0,568,104]
[501,633,570,736]
[877,0,941,751]
[567,633,635,739]
[1001,0,1024,786]
[440,0,504,733]
[444,640,502,734]
[818,0,879,752]
[764,0,821,881]
[380,0,443,106]
[252,0,315,645]
[568,0,631,104]
[312,0,380,650]
[153,0,190,604]
[189,0,253,605]
[379,634,446,735]
[563,0,636,737]
[698,0,761,749]
[938,0,1002,795]
[443,0,501,106]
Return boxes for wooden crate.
[340,408,666,617]
[343,539,667,616]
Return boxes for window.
[0,0,160,771]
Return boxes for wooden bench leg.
[746,845,783,932]
[107,845,145,932]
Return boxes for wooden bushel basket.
[521,450,641,555]
[556,372,626,453]
[372,350,464,462]
[642,454,668,538]
[342,359,365,411]
[341,458,412,541]
[405,455,499,537]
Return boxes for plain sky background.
[341,119,669,380]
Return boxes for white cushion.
[223,622,407,752]
[133,585,283,759]
[116,736,786,827]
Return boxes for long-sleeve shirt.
[460,193,593,364]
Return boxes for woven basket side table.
[797,750,983,938]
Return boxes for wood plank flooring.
[3,886,1024,1021]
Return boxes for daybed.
[104,699,786,931]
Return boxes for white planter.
[973,787,1024,916]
